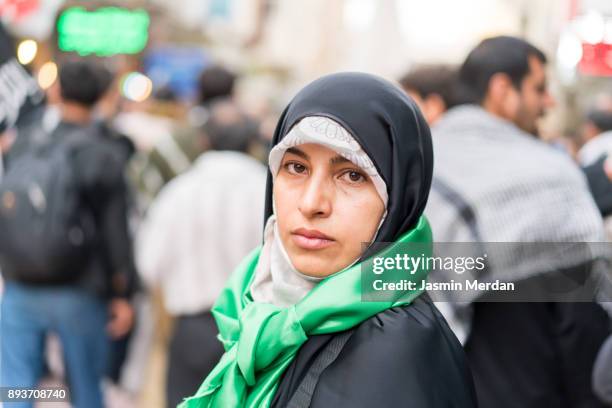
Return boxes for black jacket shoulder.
[272,295,478,407]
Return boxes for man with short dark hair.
[456,36,553,136]
[59,60,112,109]
[399,64,458,125]
[0,60,136,408]
[425,36,610,407]
[197,65,237,106]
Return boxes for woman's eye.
[340,170,366,183]
[285,162,307,175]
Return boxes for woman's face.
[274,143,385,278]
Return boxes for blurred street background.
[2,0,612,407]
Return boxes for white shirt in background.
[136,151,267,315]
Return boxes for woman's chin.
[290,255,338,278]
[289,253,352,279]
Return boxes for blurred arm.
[77,143,137,298]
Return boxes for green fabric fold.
[179,216,432,408]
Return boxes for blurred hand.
[0,129,16,153]
[107,298,134,339]
[604,157,612,181]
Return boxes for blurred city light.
[574,10,605,44]
[395,0,519,63]
[121,72,153,102]
[343,0,377,31]
[558,30,583,68]
[557,29,582,84]
[57,7,150,56]
[37,61,57,89]
[16,39,37,65]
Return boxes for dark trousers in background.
[465,302,611,408]
[166,311,224,408]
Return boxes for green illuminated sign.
[57,7,150,56]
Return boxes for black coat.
[272,295,478,407]
[466,301,610,408]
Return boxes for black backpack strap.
[287,330,354,408]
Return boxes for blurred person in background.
[399,64,459,125]
[577,97,612,233]
[425,36,611,408]
[134,65,238,203]
[0,23,45,172]
[112,89,177,154]
[579,101,612,401]
[196,66,237,110]
[23,65,141,394]
[578,95,612,167]
[0,21,45,298]
[0,60,137,408]
[93,72,139,173]
[136,99,265,408]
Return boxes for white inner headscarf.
[250,116,388,307]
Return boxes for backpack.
[0,127,96,284]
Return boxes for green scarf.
[179,216,432,408]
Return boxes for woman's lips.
[291,228,335,250]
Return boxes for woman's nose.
[298,173,332,218]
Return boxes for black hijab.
[264,72,433,247]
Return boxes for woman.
[180,72,477,407]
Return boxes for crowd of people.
[1,30,612,408]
